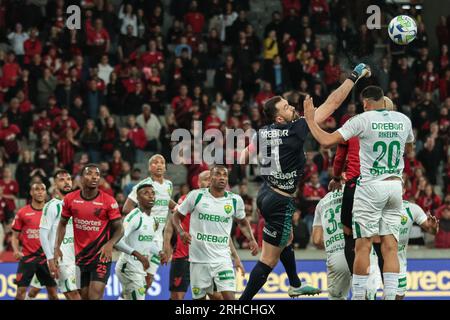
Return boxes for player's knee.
[15,288,27,300]
[171,292,185,300]
[381,239,397,255]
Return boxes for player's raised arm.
[122,198,137,216]
[314,64,371,124]
[304,96,346,148]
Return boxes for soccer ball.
[388,15,417,45]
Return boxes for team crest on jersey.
[138,287,146,296]
[192,287,200,295]
[93,208,102,217]
[401,215,408,225]
[224,204,232,214]
[167,184,173,196]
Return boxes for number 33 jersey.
[337,110,414,184]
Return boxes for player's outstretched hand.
[48,258,59,279]
[350,63,371,83]
[248,239,259,256]
[328,179,343,192]
[427,214,439,234]
[98,243,113,263]
[303,95,315,123]
[235,258,245,277]
[180,231,192,245]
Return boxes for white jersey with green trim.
[313,191,345,259]
[177,188,246,264]
[128,176,173,244]
[39,198,75,265]
[117,208,160,276]
[398,201,427,272]
[337,110,414,184]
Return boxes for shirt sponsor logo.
[154,199,169,207]
[63,237,74,244]
[25,229,39,239]
[73,217,101,232]
[198,212,231,223]
[73,200,84,204]
[196,232,228,244]
[138,235,154,242]
[371,122,404,131]
[25,212,35,216]
[93,202,104,206]
[260,129,289,139]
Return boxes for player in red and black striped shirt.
[11,182,58,300]
[54,164,124,300]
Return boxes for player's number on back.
[325,205,341,235]
[372,141,401,170]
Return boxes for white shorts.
[147,241,162,275]
[352,180,403,240]
[57,264,78,293]
[30,264,77,293]
[326,253,352,300]
[115,262,147,300]
[190,261,236,299]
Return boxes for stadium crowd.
[0,0,450,258]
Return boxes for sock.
[279,244,301,288]
[372,243,384,281]
[239,261,273,300]
[383,273,398,300]
[117,296,124,300]
[344,234,355,274]
[25,293,35,300]
[351,274,368,300]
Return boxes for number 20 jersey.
[337,110,414,184]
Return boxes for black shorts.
[169,257,190,292]
[78,259,112,288]
[16,259,56,288]
[341,177,358,229]
[257,183,295,247]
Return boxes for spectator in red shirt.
[1,52,21,88]
[419,60,440,93]
[436,16,449,48]
[404,149,423,178]
[205,106,222,131]
[109,149,124,181]
[435,203,450,248]
[440,69,450,102]
[0,115,21,163]
[234,204,258,249]
[282,0,301,17]
[171,84,193,129]
[302,172,326,233]
[416,184,442,214]
[23,28,42,65]
[139,39,163,68]
[57,128,80,170]
[184,0,205,34]
[0,167,19,212]
[86,18,111,62]
[255,81,275,111]
[324,54,341,88]
[33,109,52,138]
[51,107,80,140]
[126,115,147,162]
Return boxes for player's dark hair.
[81,163,100,176]
[53,169,70,179]
[211,164,228,174]
[361,86,384,101]
[137,183,154,193]
[263,96,282,122]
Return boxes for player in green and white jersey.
[39,169,81,300]
[392,200,437,299]
[304,86,415,300]
[115,184,161,300]
[312,190,382,300]
[122,154,177,285]
[172,165,258,300]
